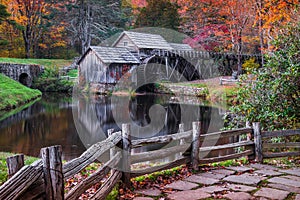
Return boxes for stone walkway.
[133,164,300,200]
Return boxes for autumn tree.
[34,4,71,58]
[5,0,56,58]
[223,0,255,73]
[0,2,25,57]
[135,0,180,30]
[253,0,299,64]
[177,0,226,36]
[65,0,124,55]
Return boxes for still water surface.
[0,93,225,161]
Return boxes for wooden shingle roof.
[78,46,140,65]
[113,31,173,50]
[169,43,193,51]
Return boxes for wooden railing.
[0,122,299,200]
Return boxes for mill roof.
[169,43,193,51]
[78,46,140,65]
[113,31,173,50]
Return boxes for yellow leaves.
[52,41,67,48]
[38,43,47,49]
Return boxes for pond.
[0,93,226,161]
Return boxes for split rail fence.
[0,122,299,200]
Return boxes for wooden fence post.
[179,123,185,145]
[122,124,131,188]
[108,129,115,158]
[6,154,24,179]
[41,145,64,200]
[192,122,201,170]
[245,121,255,160]
[175,123,185,160]
[253,122,263,163]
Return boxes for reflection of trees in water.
[0,95,86,160]
[0,103,45,129]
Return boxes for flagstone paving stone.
[268,183,300,193]
[279,168,300,176]
[223,191,253,200]
[133,164,300,200]
[281,175,300,181]
[226,166,253,173]
[167,189,211,200]
[250,163,278,170]
[135,188,162,196]
[223,173,266,186]
[197,185,227,193]
[199,171,227,179]
[210,169,235,176]
[133,197,153,200]
[254,169,283,176]
[254,187,290,200]
[225,183,257,192]
[268,176,300,187]
[165,180,198,191]
[185,174,219,185]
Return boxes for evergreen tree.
[0,4,10,23]
[135,0,180,30]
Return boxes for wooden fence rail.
[0,122,299,199]
[261,128,300,159]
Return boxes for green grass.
[0,57,72,68]
[176,82,207,88]
[67,69,78,78]
[210,157,249,167]
[132,166,183,183]
[0,152,39,185]
[0,73,42,110]
[209,86,239,106]
[106,184,119,200]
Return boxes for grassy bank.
[0,58,72,68]
[0,73,42,110]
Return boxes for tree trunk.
[256,0,264,66]
[23,29,31,59]
[237,35,242,75]
[259,18,264,65]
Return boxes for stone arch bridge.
[0,63,43,87]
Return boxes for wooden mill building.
[78,31,194,93]
[77,46,139,93]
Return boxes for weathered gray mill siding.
[77,46,139,93]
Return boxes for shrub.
[242,58,260,74]
[228,23,300,131]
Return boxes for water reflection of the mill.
[74,94,225,165]
[75,94,214,144]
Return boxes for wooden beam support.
[41,145,64,200]
[6,154,24,179]
[253,122,263,163]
